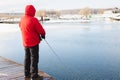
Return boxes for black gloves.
[41,35,45,39]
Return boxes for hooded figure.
[19,5,45,80]
[19,5,45,47]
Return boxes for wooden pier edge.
[0,56,55,80]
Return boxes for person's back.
[19,5,45,80]
[19,5,45,47]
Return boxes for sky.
[0,0,120,13]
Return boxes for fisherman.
[19,5,46,80]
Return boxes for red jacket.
[19,5,45,47]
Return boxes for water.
[0,22,120,80]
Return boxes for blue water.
[0,22,120,80]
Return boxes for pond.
[0,22,120,80]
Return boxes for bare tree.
[79,7,91,19]
[98,9,105,14]
[55,10,61,18]
[36,10,46,21]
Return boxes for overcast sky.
[0,0,120,13]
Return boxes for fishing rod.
[44,39,65,65]
[43,39,77,79]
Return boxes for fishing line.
[44,39,64,65]
[44,39,79,79]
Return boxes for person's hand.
[41,35,45,39]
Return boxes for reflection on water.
[0,22,120,80]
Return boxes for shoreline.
[0,56,55,80]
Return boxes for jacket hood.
[25,5,36,16]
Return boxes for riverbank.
[0,56,55,80]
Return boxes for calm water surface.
[0,22,120,80]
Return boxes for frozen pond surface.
[0,22,120,80]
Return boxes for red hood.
[25,5,36,16]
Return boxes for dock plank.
[0,56,55,80]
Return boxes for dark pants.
[24,44,39,78]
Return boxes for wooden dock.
[0,56,55,80]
